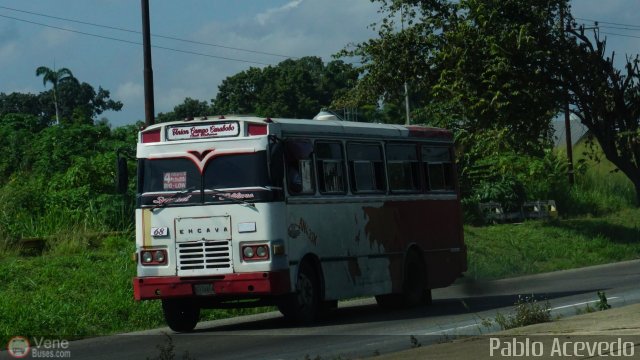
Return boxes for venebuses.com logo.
[6,336,72,358]
[6,336,30,358]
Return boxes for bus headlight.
[243,246,255,259]
[256,245,267,258]
[154,250,165,263]
[140,249,167,265]
[241,244,270,261]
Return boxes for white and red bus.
[127,115,467,332]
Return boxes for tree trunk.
[53,86,60,125]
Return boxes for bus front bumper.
[133,270,291,301]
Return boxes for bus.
[124,115,467,332]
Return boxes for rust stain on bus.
[363,199,464,292]
[363,206,402,251]
[347,254,362,284]
[363,205,404,290]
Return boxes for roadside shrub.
[494,295,551,330]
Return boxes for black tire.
[162,299,200,333]
[375,250,429,309]
[375,293,403,309]
[278,261,320,323]
[402,251,428,306]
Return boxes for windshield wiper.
[205,188,257,209]
[256,185,282,191]
[150,186,198,211]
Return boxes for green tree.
[564,25,640,205]
[211,57,358,118]
[35,66,78,125]
[36,66,122,125]
[156,97,212,123]
[0,92,45,123]
[338,0,566,156]
[38,82,123,125]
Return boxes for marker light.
[141,129,161,143]
[248,123,267,136]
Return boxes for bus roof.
[141,115,453,142]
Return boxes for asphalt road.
[4,260,640,360]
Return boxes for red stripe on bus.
[133,270,291,300]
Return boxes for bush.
[494,295,551,330]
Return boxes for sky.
[0,1,639,127]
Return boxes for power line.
[574,17,640,29]
[601,31,640,40]
[0,14,272,66]
[599,25,640,32]
[0,5,297,60]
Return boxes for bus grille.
[176,240,232,272]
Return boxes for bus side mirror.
[116,156,129,194]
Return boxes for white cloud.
[255,0,304,26]
[36,27,75,49]
[0,42,19,65]
[196,0,379,65]
[116,81,144,103]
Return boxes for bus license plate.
[194,283,215,296]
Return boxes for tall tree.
[37,81,123,125]
[564,25,640,205]
[156,97,211,123]
[35,66,78,125]
[337,0,566,156]
[211,57,358,118]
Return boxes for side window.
[347,143,386,193]
[386,144,420,192]
[422,146,455,191]
[315,142,346,194]
[285,139,315,195]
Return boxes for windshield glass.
[138,151,274,207]
[142,158,200,192]
[204,152,269,189]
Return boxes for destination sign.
[167,122,239,140]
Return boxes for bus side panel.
[285,196,465,300]
[285,201,394,300]
[363,198,465,290]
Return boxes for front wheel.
[278,262,320,323]
[162,299,200,332]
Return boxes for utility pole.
[401,5,410,125]
[404,82,410,125]
[141,0,155,127]
[560,4,574,184]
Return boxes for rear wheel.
[375,293,403,309]
[403,251,428,306]
[278,261,320,323]
[376,250,430,309]
[162,299,200,333]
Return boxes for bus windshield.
[138,151,271,207]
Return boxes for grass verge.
[465,208,640,280]
[0,234,268,344]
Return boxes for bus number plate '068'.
[193,283,215,296]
